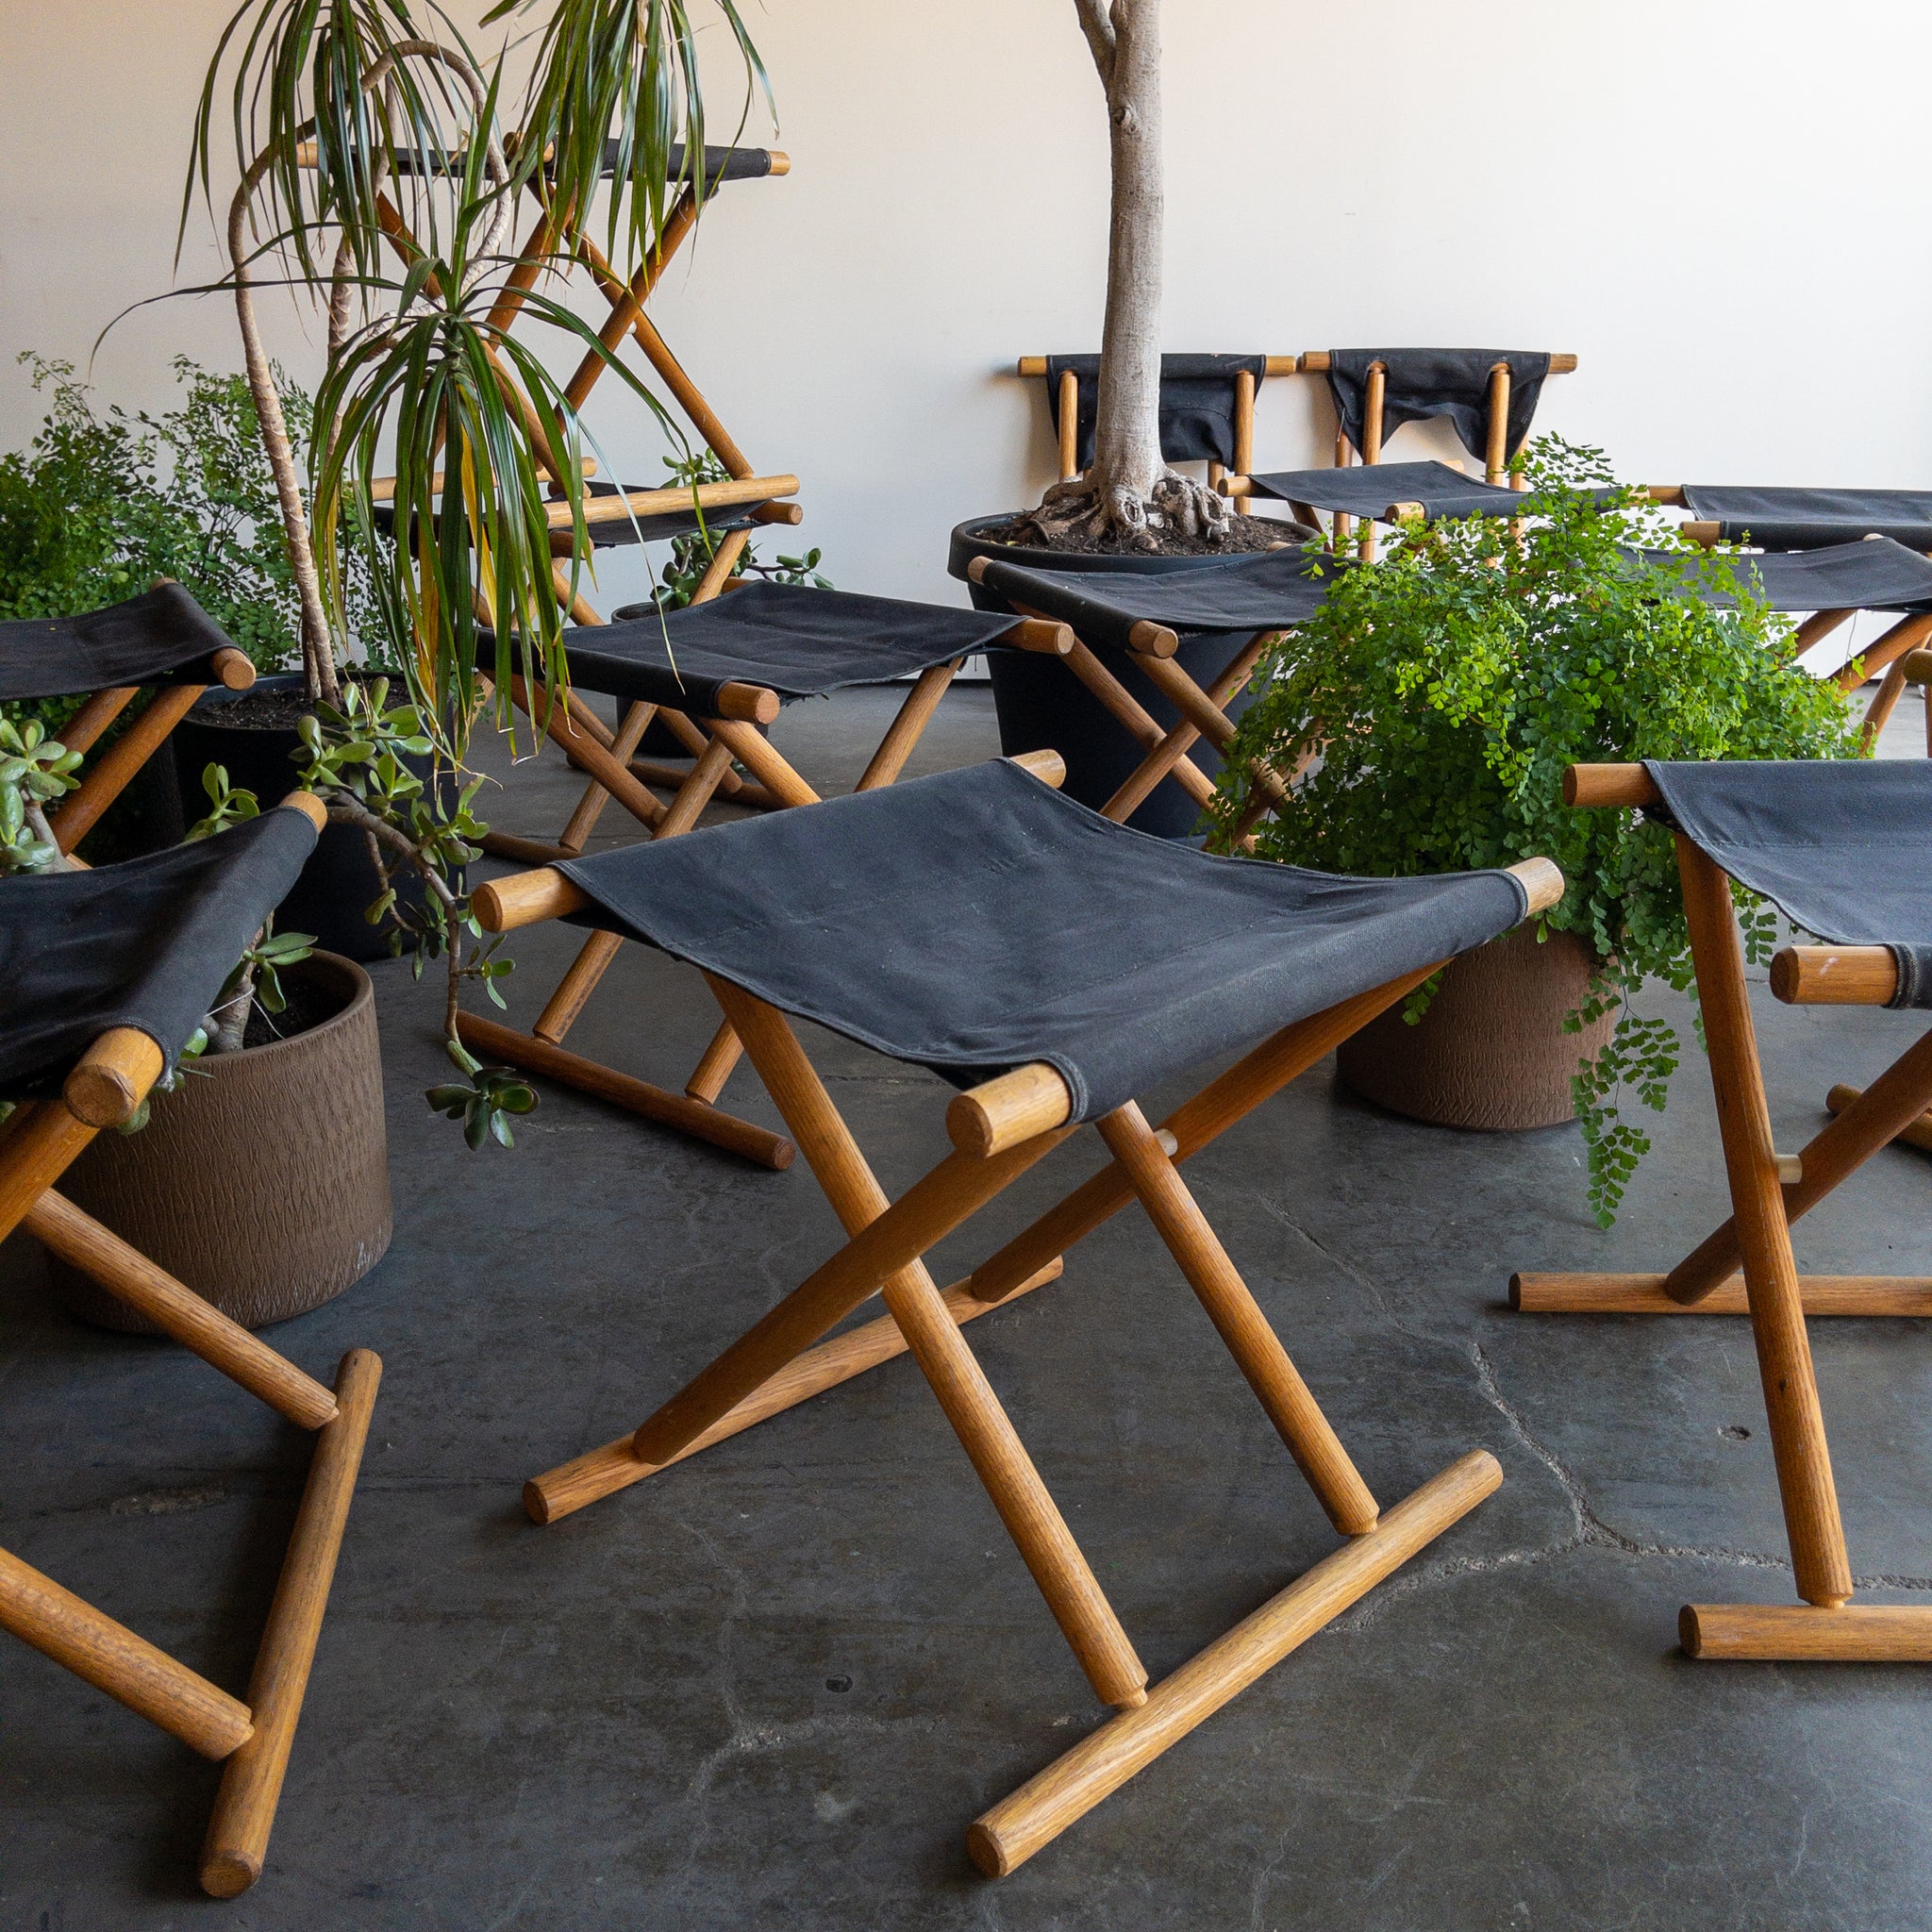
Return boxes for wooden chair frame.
[458,624,1076,1170]
[1513,761,1932,1661]
[474,808,1560,1871]
[40,630,256,858]
[0,794,378,1896]
[961,555,1297,844]
[1014,354,1296,491]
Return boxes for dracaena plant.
[1208,440,1862,1224]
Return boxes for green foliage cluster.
[0,354,373,673]
[1211,440,1861,1223]
[642,451,831,610]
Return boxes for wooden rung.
[201,1348,381,1897]
[1771,946,1899,1007]
[1509,1272,1932,1316]
[478,830,582,866]
[551,473,798,529]
[525,1260,1067,1524]
[0,1544,254,1760]
[1681,1603,1932,1662]
[1564,763,1658,808]
[966,1449,1502,1876]
[453,1012,795,1170]
[471,868,591,932]
[1826,1082,1932,1154]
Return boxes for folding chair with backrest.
[1513,758,1932,1662]
[1224,349,1578,558]
[0,581,257,857]
[958,544,1342,840]
[457,584,1075,1167]
[1013,354,1295,491]
[472,753,1563,1870]
[0,793,379,1895]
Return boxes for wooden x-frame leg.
[459,659,969,1169]
[523,956,1504,1870]
[1514,833,1932,1661]
[0,1091,378,1896]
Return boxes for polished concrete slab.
[4,685,1931,1928]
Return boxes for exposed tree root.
[1017,466,1233,553]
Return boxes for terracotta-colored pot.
[1336,925,1614,1131]
[47,951,391,1330]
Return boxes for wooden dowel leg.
[200,1348,382,1899]
[1058,369,1079,481]
[1675,837,1851,1607]
[1060,641,1217,810]
[54,686,138,758]
[554,701,659,855]
[708,719,821,808]
[1681,1603,1932,1661]
[685,1021,745,1105]
[1358,363,1385,561]
[1861,658,1910,747]
[1095,1105,1378,1535]
[0,1102,98,1241]
[511,675,668,831]
[1834,611,1932,693]
[654,708,749,797]
[23,1192,338,1429]
[857,660,960,792]
[700,983,1145,1709]
[533,930,625,1044]
[525,1261,1067,1524]
[1103,634,1273,824]
[690,526,753,604]
[47,683,206,853]
[969,962,1444,1305]
[1485,363,1511,486]
[653,734,738,841]
[967,1449,1503,1876]
[0,1543,255,1760]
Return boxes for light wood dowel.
[1096,1104,1378,1535]
[510,675,672,833]
[697,983,1145,1709]
[1792,608,1855,657]
[47,683,206,852]
[62,1027,164,1128]
[1059,642,1218,809]
[1674,837,1851,1607]
[966,1450,1503,1876]
[684,1021,745,1106]
[551,474,799,530]
[1834,611,1932,693]
[1826,1081,1932,1154]
[1102,633,1274,824]
[201,1348,381,1899]
[1661,1024,1932,1303]
[472,867,592,933]
[0,1544,254,1760]
[24,1192,339,1428]
[946,1064,1075,1157]
[533,929,625,1042]
[525,1261,1067,1523]
[554,700,661,854]
[968,960,1446,1305]
[709,719,821,808]
[1681,1603,1932,1661]
[453,1011,795,1170]
[1484,363,1512,484]
[1233,370,1256,479]
[1058,369,1079,480]
[1770,947,1900,1006]
[1563,763,1658,808]
[857,660,959,791]
[1512,1272,1932,1316]
[1008,749,1069,788]
[0,1102,99,1244]
[56,686,138,756]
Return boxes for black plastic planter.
[947,515,1262,839]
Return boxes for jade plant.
[1208,440,1862,1223]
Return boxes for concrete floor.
[5,685,1932,1929]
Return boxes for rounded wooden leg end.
[523,1478,557,1526]
[200,1844,261,1898]
[965,1820,1015,1879]
[763,1135,799,1173]
[1678,1603,1705,1657]
[1506,1273,1524,1310]
[1114,1684,1149,1711]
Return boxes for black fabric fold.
[1043,354,1269,470]
[559,583,1025,713]
[554,758,1529,1122]
[1325,350,1551,464]
[1631,538,1932,615]
[0,583,241,703]
[1680,485,1932,551]
[1243,459,1557,523]
[0,805,320,1096]
[1642,759,1932,956]
[975,547,1345,650]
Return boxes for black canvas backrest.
[1044,355,1269,471]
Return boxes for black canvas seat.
[1515,757,1932,1667]
[0,796,380,1895]
[476,752,1558,1869]
[0,583,257,858]
[1241,458,1557,526]
[1674,484,1932,552]
[461,586,1076,1172]
[959,546,1341,839]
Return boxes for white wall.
[5,0,1931,617]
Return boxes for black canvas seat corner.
[974,545,1345,650]
[561,582,1028,713]
[1645,536,1932,616]
[0,581,240,704]
[1324,349,1553,464]
[1642,758,1932,1000]
[552,758,1532,1121]
[0,804,318,1098]
[1043,353,1269,472]
[1244,459,1533,524]
[1680,484,1932,551]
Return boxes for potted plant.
[1208,441,1861,1224]
[944,0,1307,831]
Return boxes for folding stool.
[474,753,1563,1868]
[458,585,1074,1167]
[0,581,256,857]
[0,795,379,1894]
[1514,758,1932,1661]
[1646,484,1932,553]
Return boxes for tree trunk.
[1036,0,1225,549]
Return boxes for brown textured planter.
[1336,925,1614,1131]
[47,951,391,1331]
